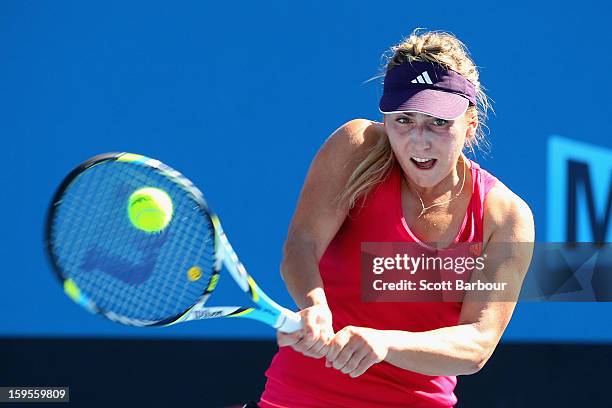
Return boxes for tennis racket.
[44,152,301,332]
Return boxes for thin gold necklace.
[414,155,467,219]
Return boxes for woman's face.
[383,111,476,189]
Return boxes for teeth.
[412,157,434,163]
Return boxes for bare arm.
[276,119,383,357]
[281,119,381,309]
[382,185,535,375]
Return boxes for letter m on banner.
[548,136,612,243]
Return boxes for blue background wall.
[2,0,611,342]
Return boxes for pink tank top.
[260,159,498,408]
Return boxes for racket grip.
[276,309,302,333]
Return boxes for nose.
[409,125,431,150]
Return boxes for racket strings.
[58,200,215,320]
[58,166,214,320]
[50,160,217,323]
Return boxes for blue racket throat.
[45,152,301,333]
[173,214,301,332]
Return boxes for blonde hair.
[338,28,493,209]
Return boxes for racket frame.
[45,152,301,333]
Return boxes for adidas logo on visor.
[411,71,433,85]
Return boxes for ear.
[466,116,478,139]
[467,126,476,138]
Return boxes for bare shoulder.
[484,180,535,243]
[326,118,384,152]
[285,118,386,257]
[313,119,385,180]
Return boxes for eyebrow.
[397,112,449,120]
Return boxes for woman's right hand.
[277,304,334,359]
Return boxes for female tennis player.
[256,29,535,408]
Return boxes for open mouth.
[410,157,437,170]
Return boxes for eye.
[396,116,412,124]
[432,118,448,126]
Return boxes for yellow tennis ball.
[128,187,173,233]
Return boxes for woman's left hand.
[325,326,389,378]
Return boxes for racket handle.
[276,309,302,333]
